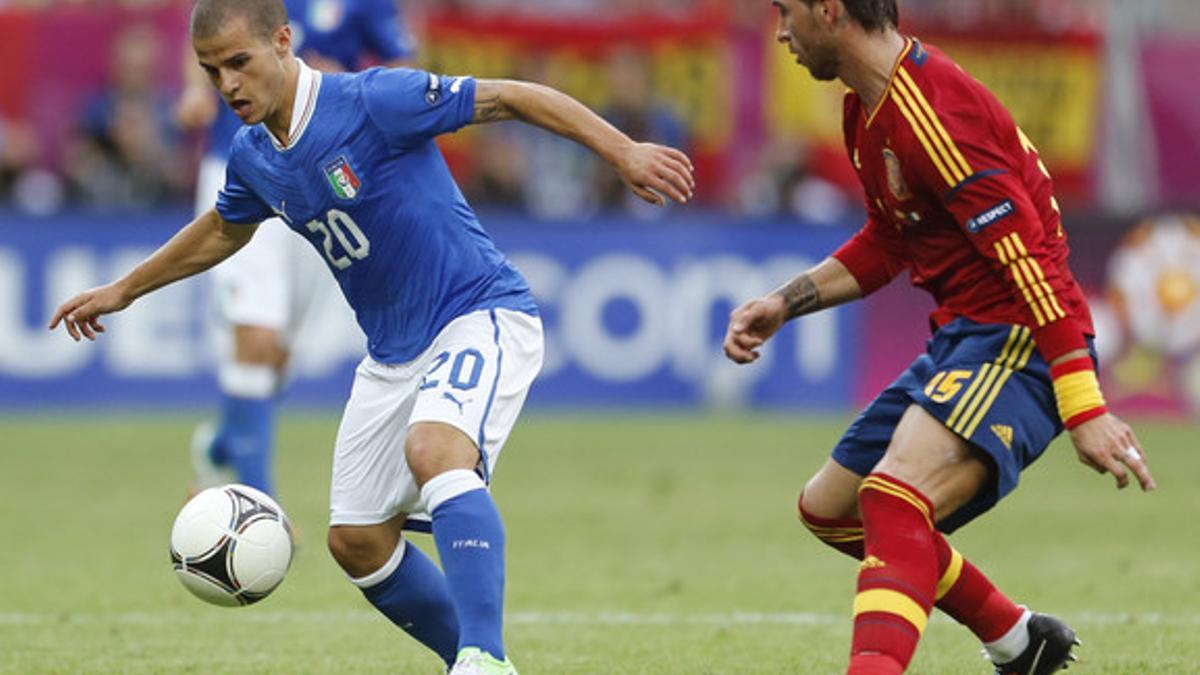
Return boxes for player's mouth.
[230,99,253,118]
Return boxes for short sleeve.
[361,67,476,148]
[215,147,270,225]
[359,0,416,62]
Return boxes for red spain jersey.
[831,37,1094,361]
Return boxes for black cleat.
[993,613,1080,675]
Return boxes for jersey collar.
[269,58,322,152]
[864,36,914,129]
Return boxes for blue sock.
[216,394,275,495]
[426,472,506,661]
[206,426,229,466]
[358,540,460,666]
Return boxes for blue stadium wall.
[0,209,861,410]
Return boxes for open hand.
[723,294,788,364]
[48,284,131,342]
[617,142,695,206]
[1068,412,1156,491]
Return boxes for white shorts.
[329,308,544,528]
[196,155,351,362]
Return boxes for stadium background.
[2,0,1199,414]
[2,1,1200,673]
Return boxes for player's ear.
[822,0,840,25]
[273,23,292,56]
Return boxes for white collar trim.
[269,59,321,151]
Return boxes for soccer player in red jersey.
[724,2,1157,674]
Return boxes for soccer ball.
[170,484,293,607]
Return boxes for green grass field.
[1,412,1196,674]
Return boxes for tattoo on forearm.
[779,274,822,319]
[472,92,504,123]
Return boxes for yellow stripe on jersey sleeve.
[995,233,1066,326]
[1004,260,1047,326]
[890,89,959,188]
[1008,235,1066,319]
[993,241,1010,265]
[1015,258,1059,320]
[897,69,973,182]
[1000,236,1020,262]
[892,77,966,185]
[1026,259,1068,319]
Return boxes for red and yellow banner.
[417,10,736,190]
[765,26,1102,204]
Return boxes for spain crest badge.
[883,148,911,201]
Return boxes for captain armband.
[1049,357,1107,429]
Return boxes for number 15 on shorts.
[925,369,974,404]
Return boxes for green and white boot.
[448,647,517,675]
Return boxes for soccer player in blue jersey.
[51,1,695,673]
[174,0,417,499]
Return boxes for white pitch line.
[0,610,1197,627]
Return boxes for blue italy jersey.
[207,0,415,160]
[215,66,537,364]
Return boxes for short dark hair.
[190,0,288,41]
[803,0,899,32]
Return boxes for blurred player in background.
[53,1,694,673]
[724,1,1156,674]
[174,0,416,498]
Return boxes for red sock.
[847,653,904,675]
[932,535,1024,642]
[800,492,1024,644]
[799,494,864,559]
[849,474,937,673]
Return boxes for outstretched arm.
[50,209,256,341]
[470,79,694,205]
[723,257,863,364]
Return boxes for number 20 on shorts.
[419,349,485,392]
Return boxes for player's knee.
[232,325,288,369]
[327,526,393,578]
[797,488,866,559]
[404,436,445,485]
[797,490,829,538]
[405,424,478,486]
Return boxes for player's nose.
[219,70,239,95]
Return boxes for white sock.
[984,607,1032,663]
[347,538,406,588]
[218,362,279,398]
[420,469,486,514]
